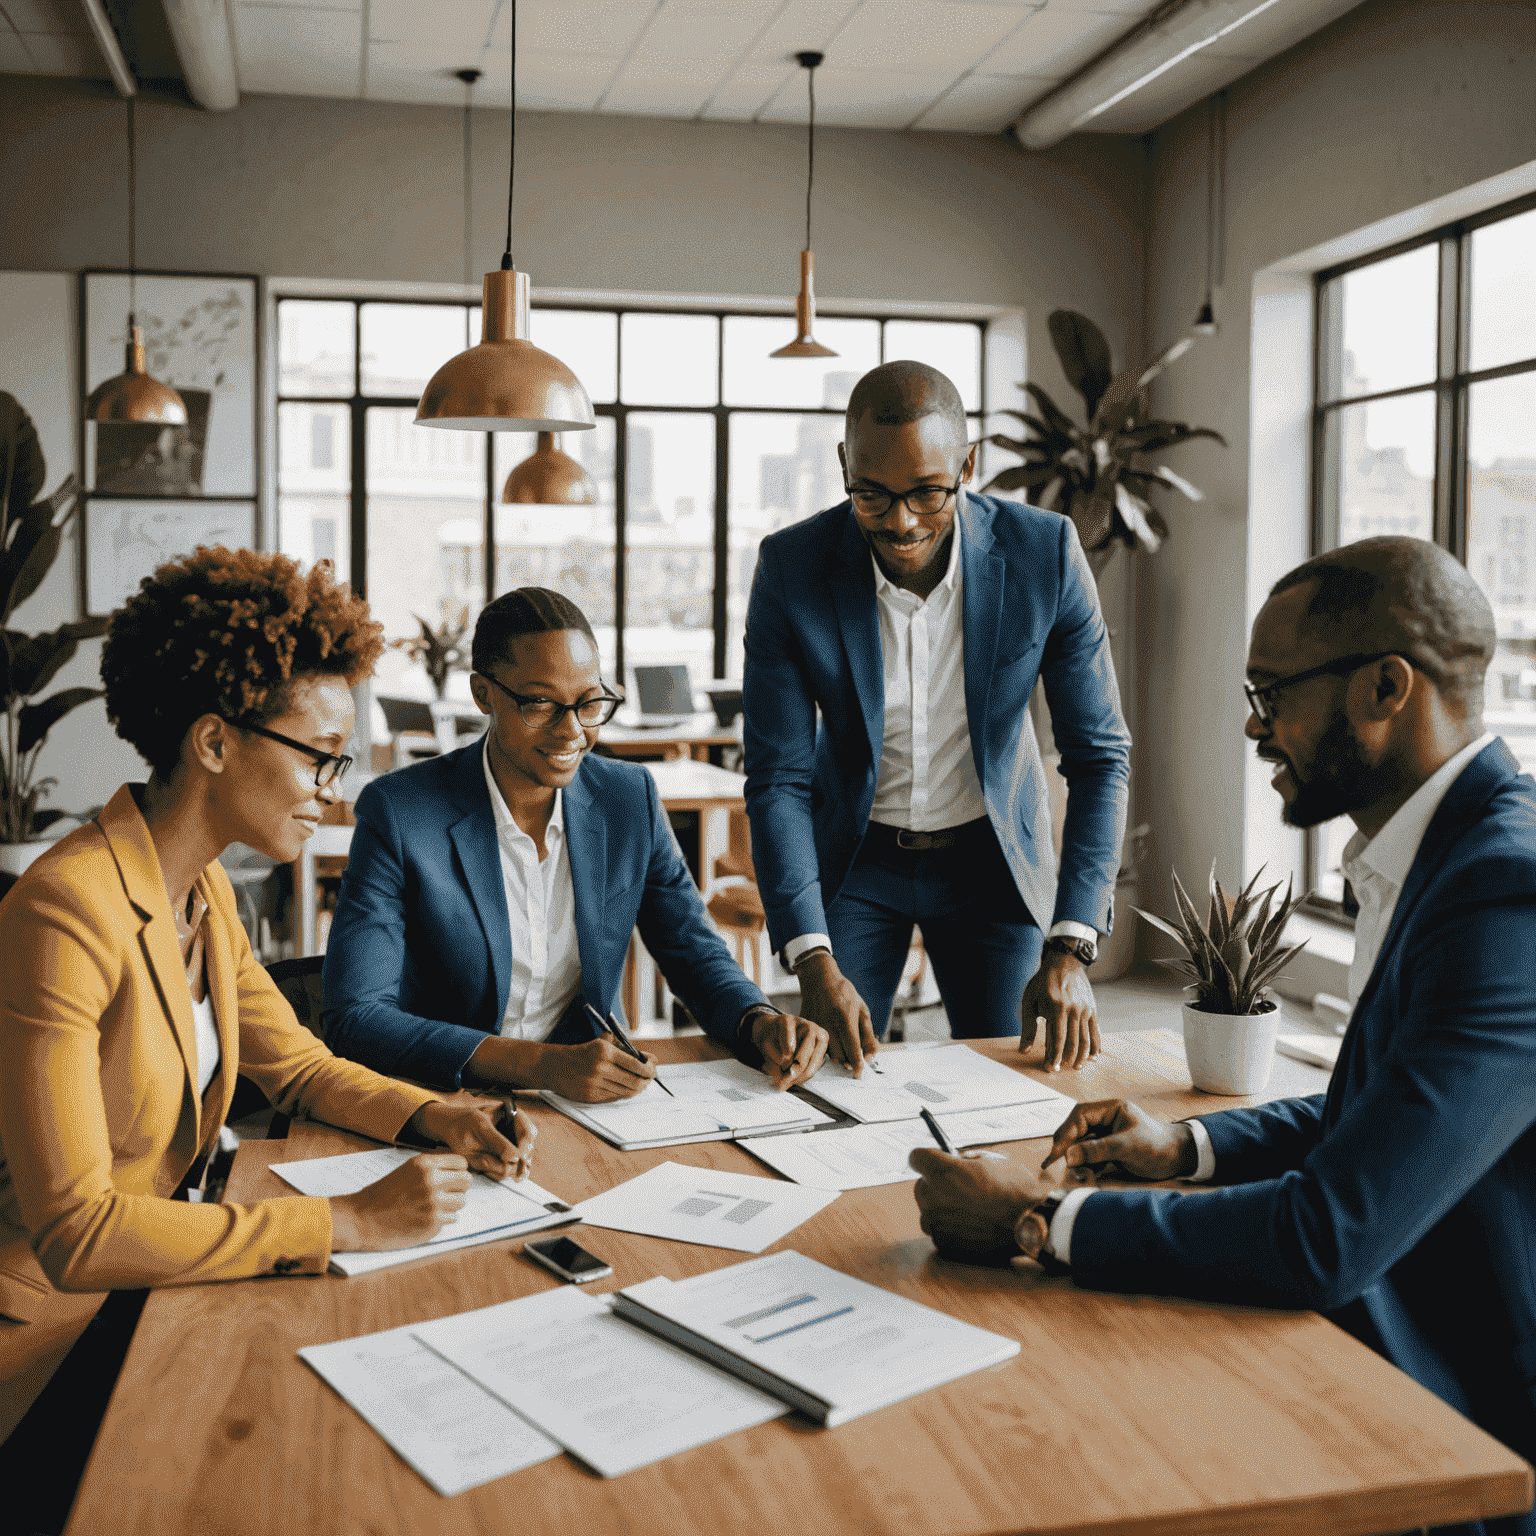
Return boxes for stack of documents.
[272,1147,577,1276]
[542,1057,833,1150]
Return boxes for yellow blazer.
[0,785,438,1438]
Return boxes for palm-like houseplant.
[982,311,1226,576]
[1,393,109,853]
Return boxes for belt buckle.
[896,828,936,851]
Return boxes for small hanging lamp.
[771,51,837,360]
[1190,92,1225,339]
[416,5,595,433]
[503,432,597,504]
[86,98,187,424]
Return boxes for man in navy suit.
[324,588,828,1102]
[912,538,1536,1531]
[743,361,1130,1073]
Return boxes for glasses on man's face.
[481,672,624,731]
[1243,651,1418,727]
[227,718,353,788]
[845,475,964,520]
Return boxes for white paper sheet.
[739,1100,1071,1189]
[574,1161,839,1252]
[412,1287,787,1478]
[806,1043,1076,1124]
[300,1322,562,1496]
[272,1146,576,1274]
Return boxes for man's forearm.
[462,1035,547,1090]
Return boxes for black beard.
[1280,711,1387,829]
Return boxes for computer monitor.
[633,664,694,725]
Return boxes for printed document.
[574,1161,838,1252]
[806,1043,1075,1123]
[740,1100,1072,1189]
[300,1322,562,1496]
[412,1286,787,1477]
[615,1251,1020,1426]
[272,1146,576,1275]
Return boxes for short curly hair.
[102,546,385,779]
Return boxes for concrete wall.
[1136,0,1536,937]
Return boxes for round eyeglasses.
[844,475,964,519]
[225,718,353,788]
[481,672,623,730]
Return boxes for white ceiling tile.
[0,29,36,69]
[1032,0,1152,11]
[910,69,1055,130]
[631,0,783,61]
[370,0,497,47]
[758,65,946,128]
[702,61,794,118]
[0,0,87,32]
[234,3,361,96]
[516,50,617,109]
[745,0,861,62]
[821,0,1024,74]
[493,0,659,56]
[599,55,724,116]
[981,6,1130,75]
[20,31,103,73]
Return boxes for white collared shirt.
[481,746,584,1042]
[1047,732,1501,1262]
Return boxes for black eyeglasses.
[1244,651,1419,727]
[844,475,964,519]
[226,718,353,788]
[481,673,623,730]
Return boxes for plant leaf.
[1155,464,1204,501]
[1069,487,1116,551]
[0,392,47,536]
[1047,311,1114,420]
[1023,383,1085,442]
[1136,336,1196,390]
[17,686,103,754]
[1112,484,1162,551]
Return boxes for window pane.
[360,304,471,397]
[1466,371,1536,778]
[364,406,486,703]
[277,402,350,585]
[626,412,714,685]
[883,320,982,411]
[1321,244,1438,402]
[532,309,618,404]
[620,314,719,406]
[726,412,845,677]
[722,317,878,407]
[492,420,618,676]
[1325,392,1435,547]
[1313,818,1353,907]
[278,300,355,397]
[1469,207,1536,374]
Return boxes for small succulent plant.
[1136,865,1310,1016]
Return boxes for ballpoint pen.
[919,1106,956,1154]
[585,1002,675,1096]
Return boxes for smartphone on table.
[522,1235,613,1284]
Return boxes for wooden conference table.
[67,1031,1531,1536]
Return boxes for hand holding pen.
[585,1003,674,1097]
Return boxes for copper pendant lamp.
[771,51,837,360]
[503,432,597,505]
[86,98,187,425]
[416,6,595,434]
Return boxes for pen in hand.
[585,1002,674,1097]
[919,1106,956,1154]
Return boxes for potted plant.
[389,605,470,701]
[1136,866,1309,1094]
[982,310,1225,579]
[1,393,109,876]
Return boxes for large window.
[277,300,987,701]
[1310,195,1536,908]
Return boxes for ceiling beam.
[79,0,138,97]
[162,0,240,110]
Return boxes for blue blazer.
[1071,741,1536,1503]
[741,492,1131,950]
[322,743,770,1088]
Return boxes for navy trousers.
[826,819,1043,1039]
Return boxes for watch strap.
[1044,934,1097,965]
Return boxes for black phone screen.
[530,1237,608,1275]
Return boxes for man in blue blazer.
[912,538,1536,1532]
[325,588,826,1102]
[743,361,1130,1073]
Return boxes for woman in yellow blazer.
[0,548,534,1477]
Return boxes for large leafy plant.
[390,606,470,701]
[1136,866,1309,1016]
[1,393,108,843]
[983,311,1226,574]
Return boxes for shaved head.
[1270,536,1496,714]
[846,360,967,448]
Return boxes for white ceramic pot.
[0,841,51,879]
[1181,1000,1280,1095]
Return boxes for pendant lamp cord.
[1204,90,1227,303]
[463,78,473,291]
[502,0,515,271]
[805,58,816,252]
[126,95,137,326]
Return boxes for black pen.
[920,1107,957,1154]
[585,1002,674,1097]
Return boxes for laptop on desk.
[632,664,695,728]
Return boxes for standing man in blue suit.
[324,588,828,1102]
[743,360,1131,1073]
[912,538,1536,1533]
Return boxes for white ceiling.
[0,0,1359,137]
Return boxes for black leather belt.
[863,817,990,853]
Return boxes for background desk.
[65,1032,1531,1536]
[601,713,740,763]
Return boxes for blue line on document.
[749,1305,855,1344]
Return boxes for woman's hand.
[327,1152,474,1252]
[408,1098,536,1181]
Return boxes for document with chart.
[614,1251,1021,1426]
[739,1100,1073,1189]
[574,1161,838,1252]
[272,1146,577,1275]
[411,1286,788,1478]
[805,1044,1077,1124]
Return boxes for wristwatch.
[1044,934,1097,966]
[1014,1194,1069,1273]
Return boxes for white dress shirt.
[191,989,220,1098]
[482,748,584,1042]
[1045,732,1500,1264]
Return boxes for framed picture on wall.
[83,498,258,618]
[81,270,259,500]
